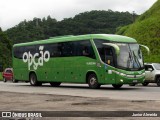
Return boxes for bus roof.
[13,34,137,47]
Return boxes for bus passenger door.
[104,47,116,84]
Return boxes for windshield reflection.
[116,43,144,70]
[94,39,144,70]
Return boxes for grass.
[116,0,160,63]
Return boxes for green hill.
[0,28,12,69]
[6,10,136,44]
[117,0,160,63]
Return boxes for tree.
[6,10,136,44]
[0,30,12,68]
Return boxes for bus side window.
[13,46,25,59]
[78,40,96,59]
[47,44,60,57]
[82,46,89,56]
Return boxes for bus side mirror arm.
[140,44,150,55]
[103,43,120,55]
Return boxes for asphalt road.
[0,81,160,101]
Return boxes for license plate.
[133,80,138,83]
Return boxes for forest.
[6,10,136,44]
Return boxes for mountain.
[6,10,136,44]
[117,0,160,63]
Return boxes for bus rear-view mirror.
[140,44,150,55]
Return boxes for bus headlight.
[120,79,124,82]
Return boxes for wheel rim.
[30,75,35,85]
[90,77,97,85]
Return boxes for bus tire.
[142,82,149,86]
[156,77,160,86]
[88,74,101,89]
[29,73,42,86]
[112,84,123,89]
[50,82,61,87]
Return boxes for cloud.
[0,0,157,30]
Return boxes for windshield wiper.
[132,51,141,68]
[127,51,133,68]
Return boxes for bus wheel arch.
[86,72,101,89]
[29,72,42,86]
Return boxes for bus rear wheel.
[88,74,101,89]
[50,82,61,87]
[29,73,42,86]
[112,84,123,89]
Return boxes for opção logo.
[22,46,50,70]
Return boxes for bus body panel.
[13,34,145,86]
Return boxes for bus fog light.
[120,79,123,82]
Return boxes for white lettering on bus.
[22,46,50,70]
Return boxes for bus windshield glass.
[116,43,144,70]
[94,40,144,70]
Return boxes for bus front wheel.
[88,74,101,89]
[112,84,123,89]
[29,73,42,86]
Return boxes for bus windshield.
[94,40,144,70]
[116,43,144,70]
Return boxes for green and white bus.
[13,34,149,88]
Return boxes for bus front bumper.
[115,73,145,84]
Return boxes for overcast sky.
[0,0,157,30]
